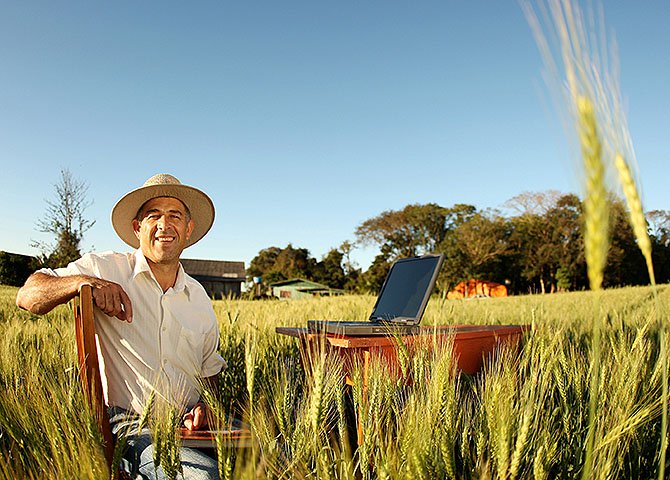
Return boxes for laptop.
[307,253,444,336]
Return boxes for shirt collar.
[132,249,152,279]
[132,249,189,294]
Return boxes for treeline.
[248,191,670,295]
[247,243,359,291]
[0,252,39,287]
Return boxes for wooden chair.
[73,284,116,468]
[72,285,252,475]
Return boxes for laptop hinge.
[371,316,414,324]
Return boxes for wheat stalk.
[574,95,609,479]
[244,330,257,424]
[149,398,183,480]
[308,355,326,435]
[4,287,670,477]
[611,93,666,480]
[523,2,631,477]
[613,149,667,480]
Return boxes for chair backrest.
[73,284,115,467]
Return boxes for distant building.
[180,259,246,299]
[270,278,344,300]
[447,279,508,300]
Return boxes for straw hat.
[111,174,215,249]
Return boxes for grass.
[1,284,669,479]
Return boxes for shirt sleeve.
[200,310,226,378]
[37,254,99,278]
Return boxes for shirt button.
[162,359,167,365]
[162,326,167,332]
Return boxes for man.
[16,173,225,479]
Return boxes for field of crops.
[1,284,669,479]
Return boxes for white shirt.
[41,250,226,414]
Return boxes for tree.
[503,190,562,216]
[355,203,448,260]
[248,244,365,292]
[509,210,555,293]
[247,244,315,285]
[647,210,670,283]
[338,240,357,276]
[435,204,480,290]
[444,204,477,231]
[312,248,346,289]
[505,192,568,293]
[0,251,38,286]
[546,194,584,290]
[436,233,468,291]
[647,210,670,247]
[271,244,315,280]
[247,246,282,280]
[605,197,647,287]
[505,193,585,293]
[33,169,95,268]
[453,211,511,279]
[356,251,393,294]
[438,204,510,290]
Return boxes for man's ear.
[132,219,141,240]
[186,219,194,240]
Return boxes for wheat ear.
[613,153,656,285]
[577,95,609,291]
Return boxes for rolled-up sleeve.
[37,254,98,278]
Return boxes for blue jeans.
[108,407,220,480]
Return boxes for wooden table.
[277,324,529,378]
[277,324,530,443]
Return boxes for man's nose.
[156,216,175,231]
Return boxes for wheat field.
[0,284,668,479]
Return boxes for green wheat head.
[614,153,656,285]
[576,95,609,291]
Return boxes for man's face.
[133,197,194,265]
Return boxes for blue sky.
[1,1,669,271]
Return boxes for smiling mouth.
[155,236,176,243]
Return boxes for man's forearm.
[16,272,88,315]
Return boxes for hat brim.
[111,184,215,249]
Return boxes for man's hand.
[16,272,133,322]
[183,402,209,431]
[85,278,133,323]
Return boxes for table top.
[276,324,530,348]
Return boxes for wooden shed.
[270,279,344,300]
[447,279,508,300]
[180,258,246,299]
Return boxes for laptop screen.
[369,254,443,323]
